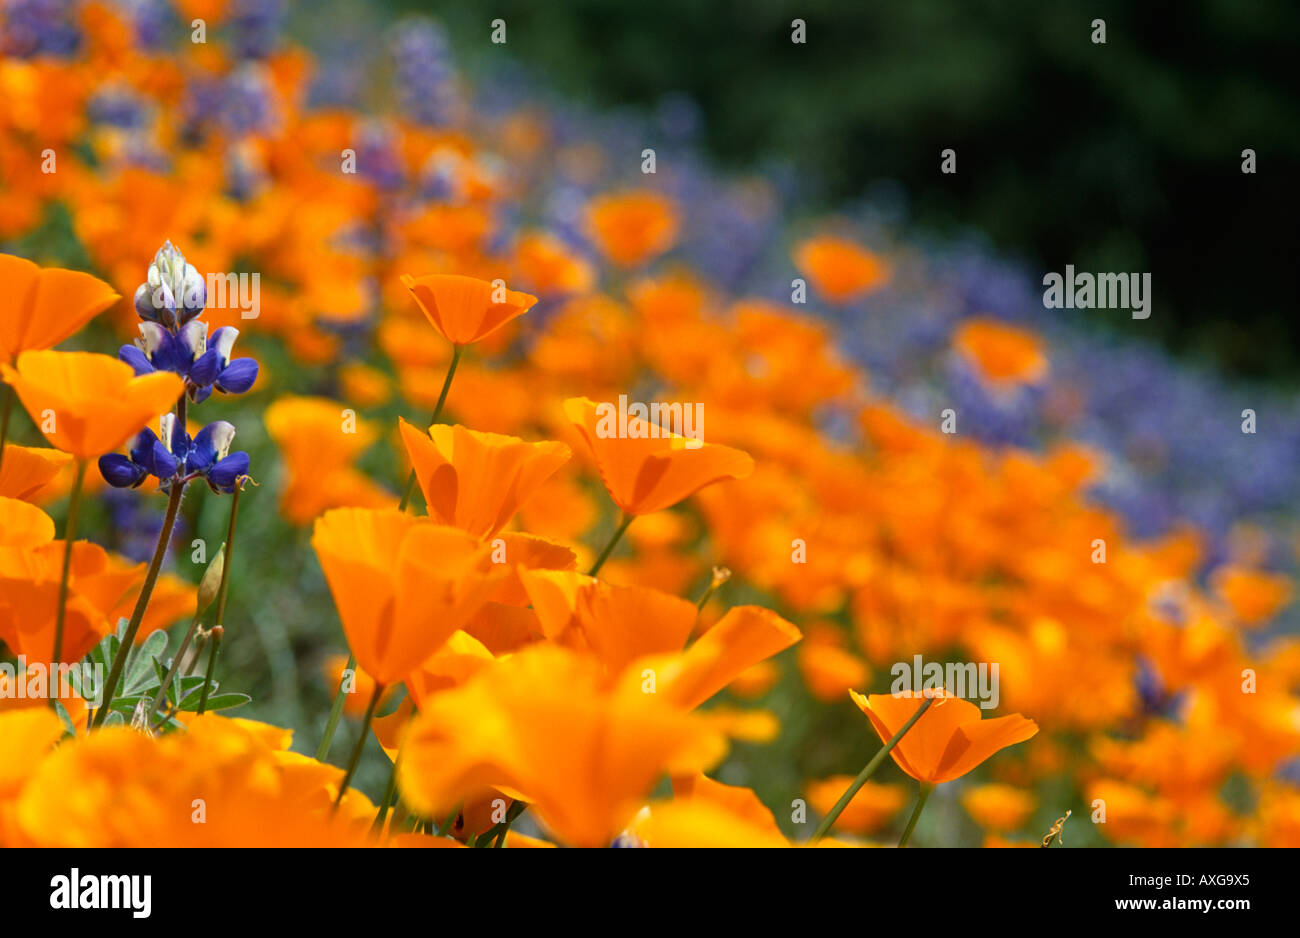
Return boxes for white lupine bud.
[159,413,176,451]
[137,321,167,356]
[209,421,236,460]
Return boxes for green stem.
[434,803,462,837]
[811,695,935,841]
[333,681,384,809]
[143,613,201,726]
[315,651,355,761]
[478,801,528,848]
[196,625,223,715]
[212,485,241,630]
[51,459,87,672]
[588,513,633,576]
[398,345,463,512]
[92,480,186,728]
[897,783,935,848]
[0,382,13,471]
[374,746,403,832]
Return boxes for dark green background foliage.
[390,0,1300,380]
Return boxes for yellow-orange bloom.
[850,690,1038,784]
[0,255,120,361]
[563,396,754,515]
[1,351,182,461]
[398,419,571,539]
[585,190,679,268]
[952,318,1048,387]
[311,508,504,685]
[0,445,71,500]
[11,715,375,847]
[0,708,64,846]
[793,235,890,304]
[1211,564,1292,627]
[398,644,729,847]
[960,783,1037,832]
[400,273,538,346]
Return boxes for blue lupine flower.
[189,327,259,401]
[99,417,250,495]
[1,0,80,58]
[229,0,284,59]
[120,322,258,402]
[391,19,458,127]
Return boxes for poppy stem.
[333,681,384,810]
[397,345,463,512]
[897,782,935,848]
[92,480,186,728]
[0,382,13,471]
[588,513,633,576]
[315,652,355,760]
[810,694,935,841]
[373,755,401,833]
[477,801,528,848]
[196,625,223,715]
[51,459,88,680]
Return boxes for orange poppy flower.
[520,569,698,671]
[400,273,538,346]
[11,715,375,847]
[398,643,728,847]
[960,783,1037,832]
[1,351,182,461]
[793,235,890,304]
[1211,564,1293,627]
[0,255,120,362]
[0,496,55,549]
[512,230,596,295]
[0,539,139,665]
[585,190,680,268]
[0,708,65,846]
[398,419,571,539]
[659,605,802,710]
[0,445,72,500]
[849,690,1038,784]
[952,318,1048,387]
[563,396,754,516]
[311,508,505,686]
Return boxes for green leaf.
[194,693,250,713]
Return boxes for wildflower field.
[0,0,1297,863]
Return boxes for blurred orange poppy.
[0,445,71,500]
[953,318,1048,387]
[1,351,182,461]
[793,235,890,304]
[400,273,538,346]
[563,396,754,516]
[398,643,727,847]
[586,190,680,268]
